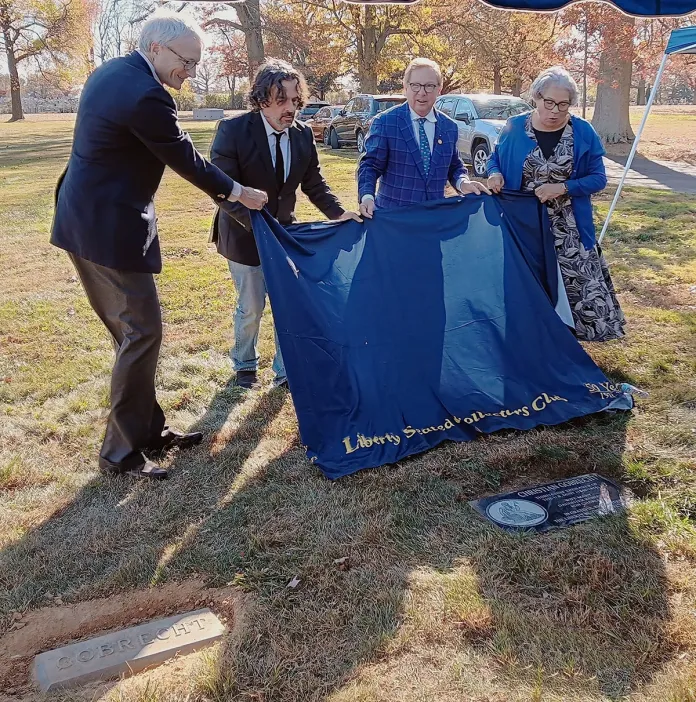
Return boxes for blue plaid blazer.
[357,102,468,208]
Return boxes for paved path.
[603,155,696,194]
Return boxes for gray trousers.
[69,254,165,471]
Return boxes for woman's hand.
[487,174,504,194]
[534,183,566,203]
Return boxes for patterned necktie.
[417,117,431,176]
[273,131,285,191]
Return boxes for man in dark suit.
[210,59,360,389]
[50,13,268,480]
[358,58,489,217]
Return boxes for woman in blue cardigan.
[487,66,625,342]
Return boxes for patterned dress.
[521,115,625,341]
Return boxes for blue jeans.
[228,260,285,383]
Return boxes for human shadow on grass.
[160,407,677,702]
[0,379,287,629]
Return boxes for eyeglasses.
[541,97,570,112]
[164,45,198,72]
[408,82,438,94]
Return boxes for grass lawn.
[1,116,696,702]
[585,106,696,165]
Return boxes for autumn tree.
[93,0,154,64]
[631,17,696,106]
[556,4,606,116]
[297,0,425,93]
[202,0,263,83]
[436,0,560,96]
[212,25,248,106]
[190,53,221,94]
[264,0,347,98]
[1,0,95,121]
[590,6,636,143]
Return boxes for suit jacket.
[50,51,237,274]
[357,102,468,209]
[209,110,344,266]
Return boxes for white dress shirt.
[136,50,242,200]
[410,105,437,153]
[260,111,291,180]
[361,105,469,204]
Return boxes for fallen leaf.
[333,557,350,571]
[287,576,301,589]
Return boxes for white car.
[436,94,532,177]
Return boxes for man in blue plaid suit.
[358,58,489,217]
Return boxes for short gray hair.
[138,12,206,53]
[530,66,579,106]
[404,58,442,86]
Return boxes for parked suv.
[328,94,406,153]
[435,94,531,177]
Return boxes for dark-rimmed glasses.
[408,83,438,94]
[541,96,570,112]
[164,45,198,72]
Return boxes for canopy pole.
[597,49,670,246]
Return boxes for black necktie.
[273,131,285,191]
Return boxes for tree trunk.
[229,74,236,108]
[493,64,501,94]
[356,7,378,93]
[591,16,635,144]
[2,28,24,121]
[637,77,646,106]
[237,0,264,83]
[511,76,522,97]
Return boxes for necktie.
[417,118,431,176]
[273,131,285,191]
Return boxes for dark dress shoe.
[150,428,204,453]
[100,454,168,481]
[236,370,260,389]
[124,460,168,481]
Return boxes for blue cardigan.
[487,114,607,249]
